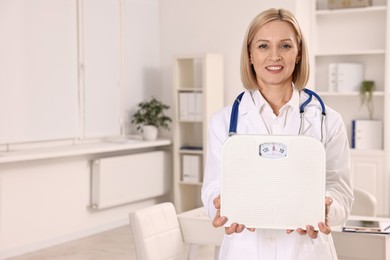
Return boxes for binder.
[179,92,202,121]
[182,155,202,182]
[328,63,364,92]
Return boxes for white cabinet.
[350,150,388,216]
[307,0,390,216]
[172,54,224,212]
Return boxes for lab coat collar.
[238,85,300,115]
[236,87,314,135]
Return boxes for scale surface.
[221,135,325,230]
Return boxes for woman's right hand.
[212,195,255,235]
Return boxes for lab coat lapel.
[301,117,313,135]
[283,109,312,135]
[238,92,269,134]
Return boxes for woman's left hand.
[287,196,333,239]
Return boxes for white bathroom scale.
[221,135,325,230]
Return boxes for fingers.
[325,196,333,207]
[318,222,331,234]
[213,195,255,234]
[212,208,227,228]
[213,195,221,209]
[296,228,306,236]
[212,195,226,228]
[325,196,332,223]
[286,226,318,239]
[225,223,246,235]
[306,225,318,239]
[317,196,332,235]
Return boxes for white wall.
[160,0,297,109]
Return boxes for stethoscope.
[228,88,327,142]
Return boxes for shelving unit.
[172,53,223,212]
[309,0,389,216]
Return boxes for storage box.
[352,120,383,149]
[328,0,371,9]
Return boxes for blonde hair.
[240,8,309,90]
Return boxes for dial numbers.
[259,142,288,159]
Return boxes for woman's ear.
[296,54,301,64]
[296,48,302,64]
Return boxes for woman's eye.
[281,44,292,49]
[258,44,268,49]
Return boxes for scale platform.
[221,135,325,230]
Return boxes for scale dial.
[259,142,288,159]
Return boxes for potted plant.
[131,98,172,141]
[360,80,375,120]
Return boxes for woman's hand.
[287,196,333,239]
[212,195,255,235]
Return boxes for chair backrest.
[351,188,377,216]
[129,202,185,260]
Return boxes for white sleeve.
[324,113,354,226]
[201,111,228,219]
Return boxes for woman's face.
[249,20,300,89]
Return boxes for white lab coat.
[201,89,354,260]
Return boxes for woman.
[201,8,354,259]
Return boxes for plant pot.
[142,125,158,141]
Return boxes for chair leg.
[188,244,199,260]
[214,246,220,260]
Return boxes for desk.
[178,207,390,260]
[333,215,390,260]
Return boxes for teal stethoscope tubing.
[228,88,327,142]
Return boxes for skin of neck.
[257,80,293,116]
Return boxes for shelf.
[316,5,386,15]
[350,149,385,156]
[179,149,203,155]
[173,53,224,212]
[178,119,203,123]
[315,50,385,56]
[179,181,203,186]
[177,88,203,92]
[311,0,390,217]
[317,91,385,97]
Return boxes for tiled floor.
[8,225,215,260]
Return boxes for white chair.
[129,202,186,260]
[351,188,377,216]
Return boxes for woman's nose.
[270,49,282,61]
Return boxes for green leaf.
[131,97,172,131]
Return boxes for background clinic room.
[0,0,389,259]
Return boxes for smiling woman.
[201,8,353,260]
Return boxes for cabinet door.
[350,152,387,216]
